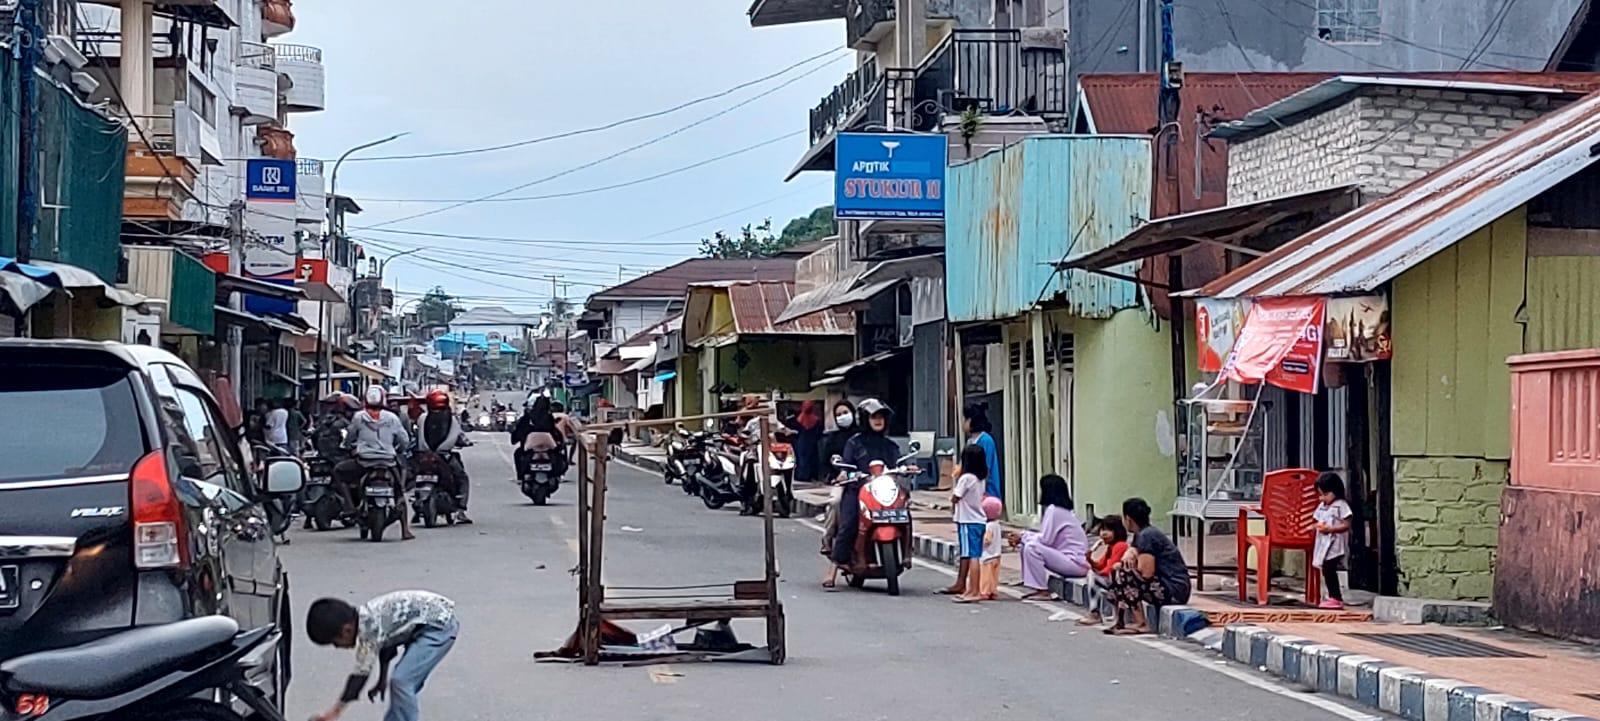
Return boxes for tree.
[699,219,781,259]
[416,286,462,327]
[779,205,836,246]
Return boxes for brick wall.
[1393,456,1507,601]
[1227,87,1556,204]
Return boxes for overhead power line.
[360,54,847,229]
[335,47,844,164]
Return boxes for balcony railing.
[846,0,893,49]
[909,29,1068,131]
[805,29,1068,150]
[808,56,884,146]
[239,41,276,70]
[272,43,322,63]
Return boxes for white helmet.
[364,385,386,408]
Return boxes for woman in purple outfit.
[1005,474,1090,599]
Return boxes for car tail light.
[130,451,188,569]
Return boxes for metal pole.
[13,0,41,266]
[323,132,407,397]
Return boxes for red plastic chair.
[1236,468,1321,606]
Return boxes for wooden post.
[758,417,785,663]
[582,432,610,665]
[575,438,590,654]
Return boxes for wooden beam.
[581,407,775,433]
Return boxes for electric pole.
[544,273,567,398]
[228,201,246,403]
[13,0,42,267]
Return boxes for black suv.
[0,340,300,706]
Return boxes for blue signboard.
[834,132,947,221]
[245,158,297,202]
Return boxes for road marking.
[793,522,1380,721]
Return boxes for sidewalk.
[616,443,1600,720]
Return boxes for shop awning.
[215,305,305,336]
[810,348,904,388]
[654,370,677,382]
[216,272,306,301]
[858,253,944,286]
[589,357,632,376]
[333,353,392,381]
[774,276,899,324]
[1057,186,1361,278]
[0,264,55,313]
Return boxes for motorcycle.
[0,616,287,721]
[300,446,351,531]
[356,464,404,542]
[250,442,298,539]
[833,443,921,596]
[662,426,704,488]
[744,434,797,518]
[519,437,563,506]
[694,433,744,510]
[411,449,464,527]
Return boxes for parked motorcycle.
[300,446,354,531]
[663,425,708,489]
[250,442,298,539]
[0,616,287,721]
[412,449,464,527]
[695,433,745,510]
[833,443,921,596]
[744,433,797,518]
[356,465,404,542]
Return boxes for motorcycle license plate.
[868,508,910,524]
[530,463,553,472]
[0,565,19,610]
[366,486,394,497]
[308,476,332,486]
[416,475,438,484]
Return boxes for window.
[0,365,146,484]
[1316,0,1381,44]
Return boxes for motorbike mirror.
[704,418,717,431]
[264,458,307,495]
[907,440,923,454]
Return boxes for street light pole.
[319,132,408,396]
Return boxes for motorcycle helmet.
[426,389,450,411]
[364,385,386,409]
[856,397,893,419]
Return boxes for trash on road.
[621,525,644,533]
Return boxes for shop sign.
[1325,295,1392,362]
[1195,297,1248,373]
[1222,296,1325,394]
[834,133,946,220]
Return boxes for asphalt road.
[282,433,1380,721]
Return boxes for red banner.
[1222,296,1326,394]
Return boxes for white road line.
[793,521,1380,721]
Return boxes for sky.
[287,1,847,313]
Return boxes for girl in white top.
[1312,472,1354,610]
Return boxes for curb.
[1218,625,1597,721]
[612,446,665,474]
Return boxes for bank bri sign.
[834,132,946,221]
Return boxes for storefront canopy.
[333,353,392,381]
[810,348,904,388]
[1,257,146,313]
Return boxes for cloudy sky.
[289,1,845,311]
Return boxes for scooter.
[356,464,404,542]
[0,617,287,721]
[519,440,564,506]
[740,431,797,518]
[695,433,744,510]
[833,443,921,596]
[300,445,352,531]
[412,449,464,527]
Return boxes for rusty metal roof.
[587,258,795,302]
[1192,87,1600,299]
[693,280,854,340]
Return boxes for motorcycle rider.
[418,389,473,524]
[551,401,583,464]
[827,398,908,585]
[511,395,564,480]
[306,392,358,529]
[334,386,415,541]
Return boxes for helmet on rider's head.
[426,389,450,410]
[856,398,893,419]
[364,385,386,409]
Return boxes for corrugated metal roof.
[1194,87,1600,299]
[1209,73,1600,141]
[587,258,796,301]
[721,280,854,336]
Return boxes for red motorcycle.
[833,443,922,596]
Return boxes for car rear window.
[0,364,147,484]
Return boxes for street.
[283,432,1376,721]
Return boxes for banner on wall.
[1221,296,1326,394]
[1325,295,1392,362]
[1195,297,1250,373]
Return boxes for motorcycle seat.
[0,616,240,699]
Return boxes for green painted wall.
[713,337,853,395]
[1525,252,1600,353]
[1070,308,1178,526]
[1389,208,1526,601]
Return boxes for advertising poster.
[1222,296,1326,394]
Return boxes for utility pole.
[1157,0,1190,469]
[544,273,566,398]
[13,0,42,267]
[228,201,246,403]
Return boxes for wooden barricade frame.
[574,409,785,665]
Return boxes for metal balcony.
[274,44,325,112]
[235,41,278,124]
[296,158,327,226]
[747,0,846,27]
[77,0,239,28]
[846,0,893,49]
